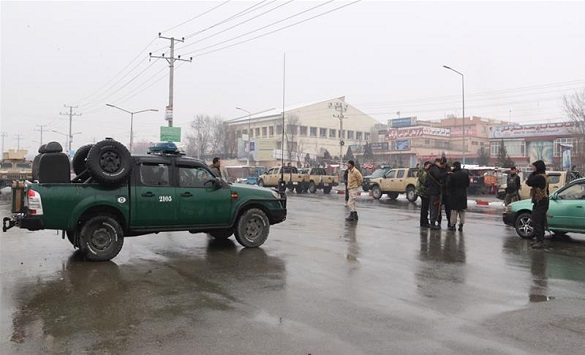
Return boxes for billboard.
[489,122,575,139]
[390,117,417,128]
[386,126,450,139]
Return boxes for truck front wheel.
[79,216,124,261]
[371,185,382,199]
[234,208,270,248]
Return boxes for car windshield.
[371,169,388,178]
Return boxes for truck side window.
[140,164,170,186]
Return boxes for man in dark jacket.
[526,160,549,249]
[343,168,349,207]
[427,158,449,229]
[446,161,470,231]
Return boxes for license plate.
[324,183,329,186]
[292,182,298,185]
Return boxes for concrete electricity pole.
[35,124,48,145]
[329,100,348,173]
[149,33,192,128]
[59,105,81,155]
[1,132,7,160]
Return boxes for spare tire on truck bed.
[72,144,94,176]
[86,139,132,186]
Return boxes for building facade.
[226,97,380,167]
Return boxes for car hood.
[508,198,533,211]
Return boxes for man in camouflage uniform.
[416,161,432,228]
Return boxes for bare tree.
[563,89,585,169]
[209,116,226,157]
[186,114,213,159]
[223,125,238,159]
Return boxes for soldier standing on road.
[209,157,222,178]
[345,160,363,221]
[428,158,450,230]
[343,167,349,207]
[446,161,470,231]
[504,166,521,206]
[416,161,432,228]
[526,160,550,249]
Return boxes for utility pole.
[329,100,348,174]
[14,134,24,150]
[59,105,81,155]
[149,33,192,128]
[0,132,7,160]
[35,124,48,145]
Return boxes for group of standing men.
[416,157,470,231]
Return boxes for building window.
[276,125,282,134]
[300,126,308,136]
[490,141,500,157]
[237,130,242,138]
[554,138,573,157]
[329,129,336,138]
[262,127,267,136]
[255,128,260,137]
[310,127,317,137]
[320,128,327,138]
[472,141,478,146]
[269,126,274,136]
[365,133,370,141]
[347,130,354,139]
[424,139,430,145]
[339,130,345,139]
[356,131,363,140]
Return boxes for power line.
[161,0,232,34]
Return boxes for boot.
[448,224,456,231]
[458,224,463,232]
[345,211,357,221]
[429,222,441,230]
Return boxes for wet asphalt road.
[1,193,585,354]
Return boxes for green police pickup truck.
[3,139,287,261]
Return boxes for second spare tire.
[86,139,132,186]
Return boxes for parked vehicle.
[368,167,419,202]
[0,149,32,188]
[361,166,392,192]
[3,139,287,261]
[298,167,339,194]
[497,170,573,200]
[258,166,307,193]
[224,165,266,185]
[502,177,585,239]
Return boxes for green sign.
[160,126,181,142]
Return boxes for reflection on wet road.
[1,192,585,354]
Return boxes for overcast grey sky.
[2,1,584,155]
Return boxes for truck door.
[132,163,177,227]
[390,169,406,191]
[176,165,232,226]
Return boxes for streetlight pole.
[106,104,158,153]
[443,65,465,165]
[236,107,252,166]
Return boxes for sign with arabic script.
[386,126,450,139]
[489,122,575,139]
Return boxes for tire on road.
[323,186,332,194]
[86,139,132,186]
[515,212,534,239]
[406,186,418,203]
[234,208,270,248]
[308,181,317,193]
[371,185,382,199]
[258,179,264,187]
[79,215,124,261]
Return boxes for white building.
[226,97,380,167]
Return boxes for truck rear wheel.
[234,208,269,248]
[86,139,132,186]
[406,186,418,203]
[258,179,264,187]
[79,215,124,261]
[308,181,317,193]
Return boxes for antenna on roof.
[279,52,286,193]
